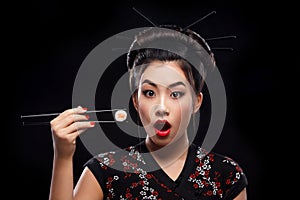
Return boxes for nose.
[155,96,169,117]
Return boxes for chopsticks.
[21,109,127,126]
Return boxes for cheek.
[173,98,194,124]
[176,96,194,114]
[137,101,152,123]
[175,103,193,121]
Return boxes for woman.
[49,25,248,199]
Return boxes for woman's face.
[133,61,202,146]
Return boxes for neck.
[145,134,190,168]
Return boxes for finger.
[63,121,95,135]
[71,129,87,144]
[51,114,90,131]
[70,122,95,144]
[53,106,87,125]
[59,106,88,118]
[52,121,94,143]
[62,114,90,128]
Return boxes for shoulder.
[190,144,248,198]
[209,151,245,177]
[191,143,247,186]
[192,144,246,177]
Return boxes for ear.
[132,91,139,111]
[193,92,203,113]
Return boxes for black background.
[12,0,286,199]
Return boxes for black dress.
[85,141,248,199]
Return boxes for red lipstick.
[154,120,171,137]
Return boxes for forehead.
[140,61,188,86]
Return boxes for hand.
[50,106,95,159]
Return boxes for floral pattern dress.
[85,141,247,199]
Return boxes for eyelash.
[170,91,184,98]
[142,90,184,99]
[143,90,155,97]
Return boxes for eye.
[143,90,155,97]
[170,91,184,99]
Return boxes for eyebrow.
[142,79,186,88]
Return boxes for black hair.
[127,25,216,95]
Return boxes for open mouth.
[154,120,171,137]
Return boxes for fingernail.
[82,107,88,111]
[85,115,90,119]
[90,121,95,126]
